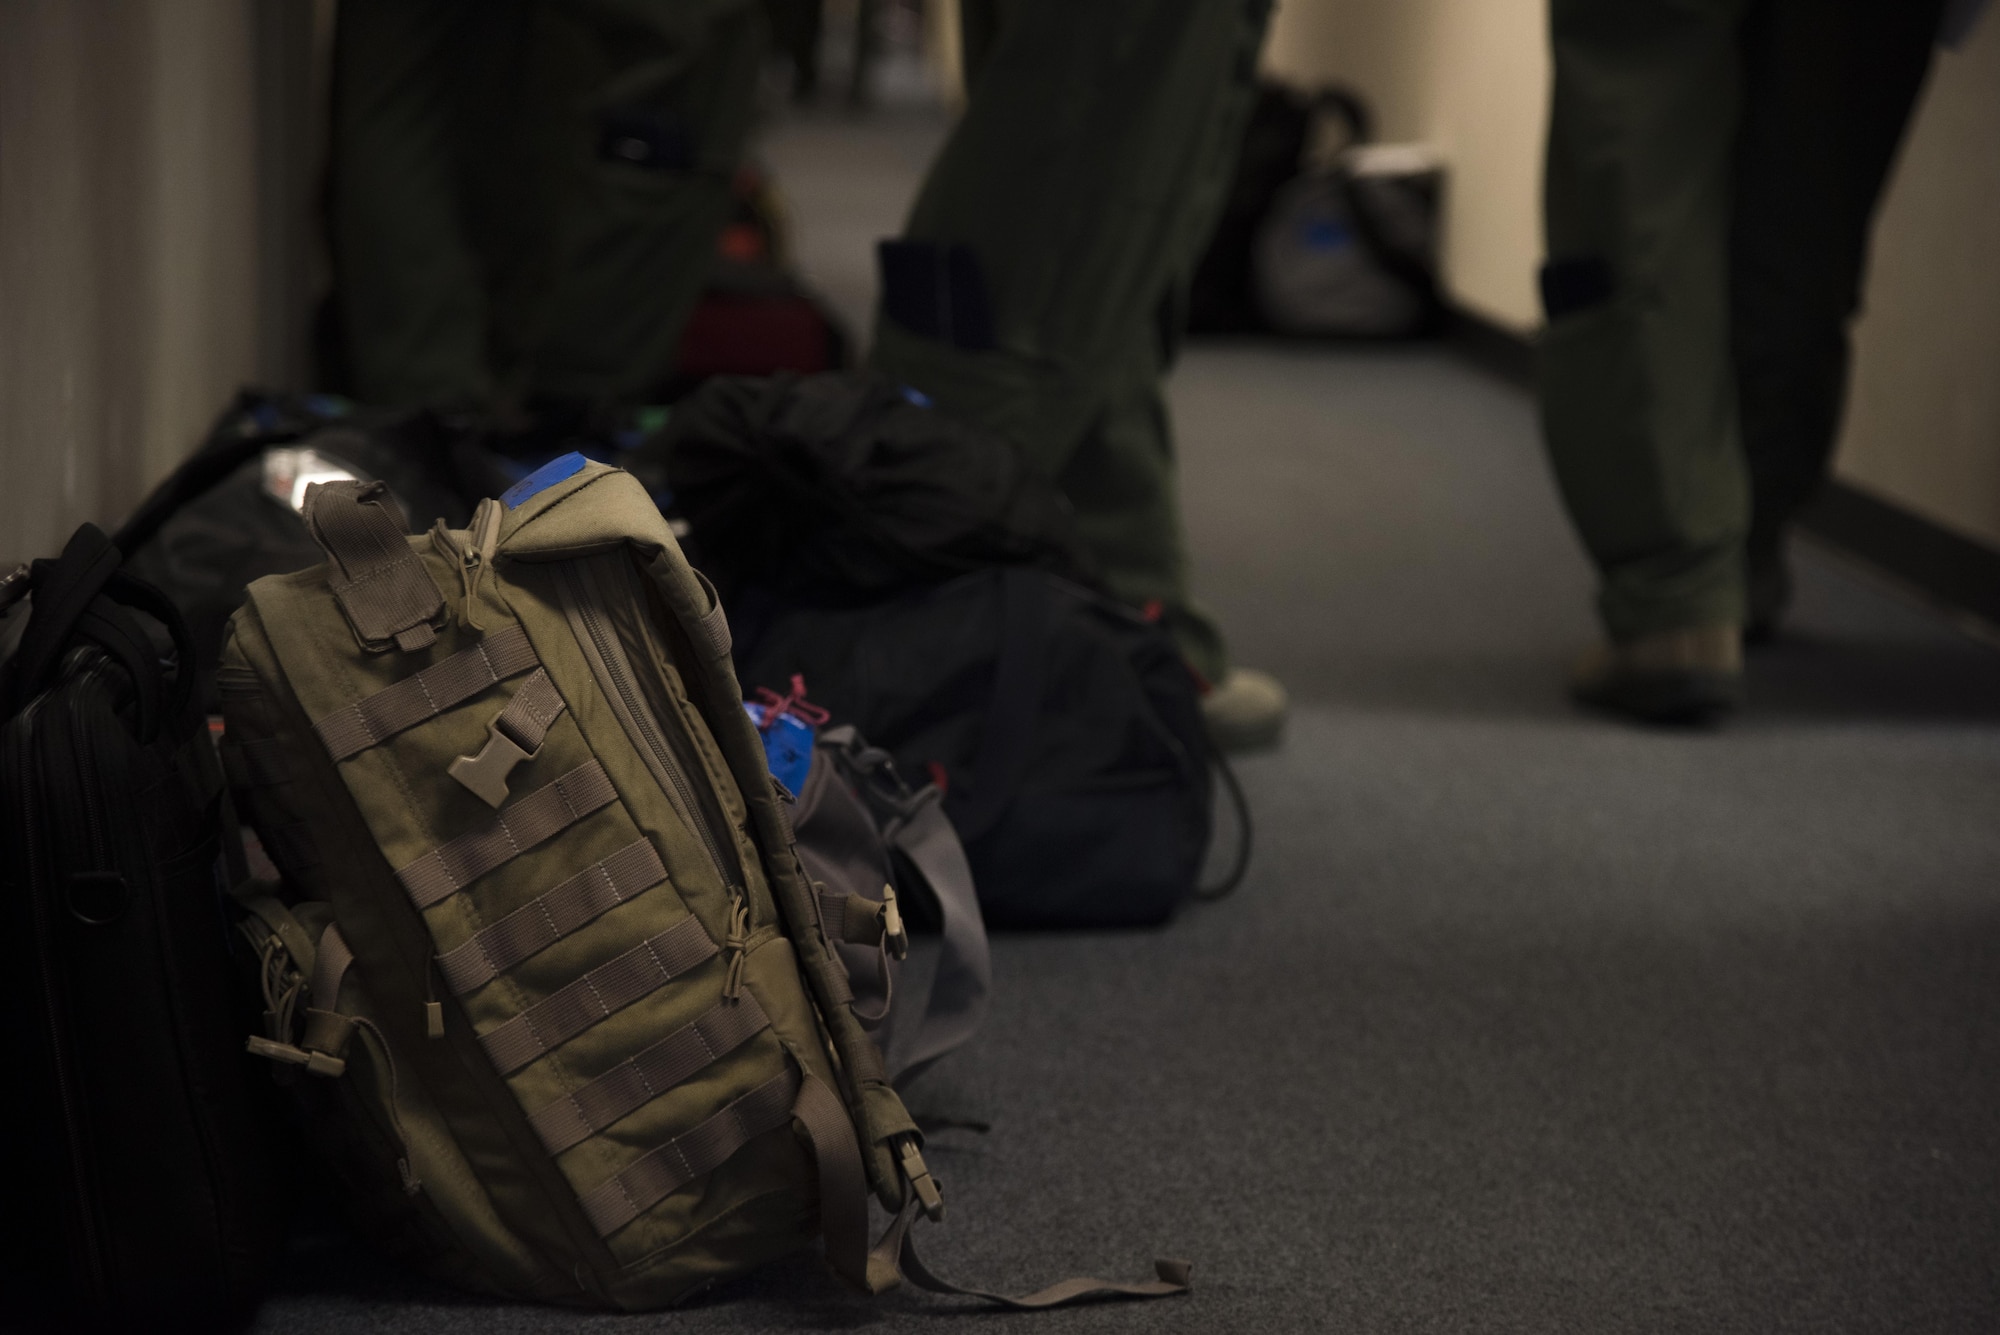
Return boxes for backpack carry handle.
[3,524,199,741]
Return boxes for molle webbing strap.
[449,669,570,807]
[578,1067,800,1237]
[690,571,732,659]
[490,668,565,752]
[793,1072,872,1291]
[435,839,667,995]
[302,479,445,652]
[528,993,771,1155]
[396,761,618,909]
[480,914,716,1076]
[310,923,354,1008]
[315,624,538,762]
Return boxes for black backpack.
[0,505,289,1328]
[737,568,1239,928]
[661,370,1097,604]
[669,372,1243,927]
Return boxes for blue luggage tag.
[743,675,829,796]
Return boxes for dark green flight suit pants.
[331,0,765,410]
[869,0,1273,683]
[1539,0,1943,640]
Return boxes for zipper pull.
[456,499,503,632]
[424,964,446,1039]
[723,895,751,999]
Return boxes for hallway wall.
[0,0,321,568]
[1836,18,2000,551]
[1262,0,1549,334]
[1263,0,2000,550]
[1,1,252,565]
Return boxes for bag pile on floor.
[1189,81,1443,340]
[0,380,1231,1325]
[666,371,1232,927]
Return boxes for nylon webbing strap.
[690,571,732,659]
[492,668,564,750]
[435,839,666,995]
[310,923,354,1008]
[529,993,770,1155]
[396,761,618,909]
[302,480,444,652]
[315,624,538,762]
[480,914,717,1075]
[819,890,887,947]
[882,790,990,1090]
[794,1073,872,1291]
[578,1067,799,1236]
[869,1197,1194,1309]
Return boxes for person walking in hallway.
[1538,0,1972,724]
[869,0,1290,750]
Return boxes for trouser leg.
[1539,0,1749,640]
[330,0,508,408]
[521,0,767,405]
[1732,0,1943,593]
[332,0,764,411]
[869,0,1270,681]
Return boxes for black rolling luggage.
[0,510,287,1328]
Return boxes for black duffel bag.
[735,567,1236,928]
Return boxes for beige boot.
[1570,623,1744,725]
[1202,667,1288,752]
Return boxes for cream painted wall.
[1262,0,1549,332]
[1836,18,2000,549]
[0,1,262,566]
[1264,0,2000,550]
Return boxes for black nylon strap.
[950,568,1049,842]
[221,737,295,789]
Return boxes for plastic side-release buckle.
[898,1138,944,1222]
[449,716,538,807]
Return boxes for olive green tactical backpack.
[215,458,1187,1310]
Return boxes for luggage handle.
[3,525,199,740]
[5,393,317,727]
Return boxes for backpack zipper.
[553,558,737,895]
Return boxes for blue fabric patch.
[501,451,587,509]
[744,702,816,795]
[1302,216,1354,252]
[900,385,933,408]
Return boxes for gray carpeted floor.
[256,107,2000,1334]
